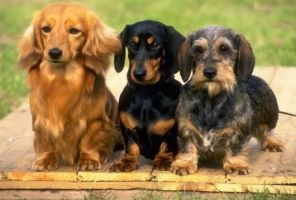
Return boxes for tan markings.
[130,57,161,85]
[143,57,161,83]
[178,117,199,137]
[130,59,138,83]
[130,59,136,69]
[192,37,208,49]
[110,142,140,172]
[215,127,237,137]
[191,63,206,87]
[170,141,198,175]
[254,125,284,152]
[158,142,168,154]
[147,37,154,45]
[191,61,236,96]
[260,136,284,152]
[132,36,139,44]
[149,119,175,135]
[214,37,234,52]
[129,143,141,157]
[223,146,249,175]
[253,125,284,152]
[120,112,139,130]
[153,142,174,170]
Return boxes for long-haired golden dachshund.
[18,3,123,171]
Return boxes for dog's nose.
[48,48,62,60]
[203,67,217,79]
[133,68,146,81]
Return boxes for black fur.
[112,20,185,171]
[119,79,181,159]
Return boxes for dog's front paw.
[32,153,58,171]
[153,153,174,171]
[223,158,249,175]
[109,155,139,172]
[78,158,100,171]
[261,136,284,152]
[170,160,197,176]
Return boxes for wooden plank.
[3,170,296,185]
[152,170,226,184]
[2,171,77,181]
[1,181,296,194]
[0,171,152,182]
[78,171,152,182]
[154,171,296,185]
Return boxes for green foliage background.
[0,0,295,118]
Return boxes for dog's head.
[179,26,255,96]
[18,3,120,75]
[114,20,185,85]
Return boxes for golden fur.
[18,3,123,171]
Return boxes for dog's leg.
[254,125,284,152]
[223,146,249,175]
[110,133,140,172]
[170,115,199,175]
[78,120,116,171]
[33,132,58,171]
[153,142,174,171]
[170,139,198,176]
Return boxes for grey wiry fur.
[171,26,284,176]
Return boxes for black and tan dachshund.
[110,20,185,172]
[171,26,284,175]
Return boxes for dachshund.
[18,3,123,171]
[171,26,284,175]
[110,20,185,172]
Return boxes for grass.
[0,0,295,118]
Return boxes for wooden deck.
[0,67,296,193]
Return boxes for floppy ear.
[18,15,43,70]
[165,26,186,74]
[235,34,255,81]
[82,13,121,75]
[179,37,194,82]
[114,25,129,73]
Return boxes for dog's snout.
[48,48,63,60]
[133,68,147,81]
[203,67,217,79]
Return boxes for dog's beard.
[199,79,236,97]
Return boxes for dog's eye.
[69,28,80,35]
[128,41,136,49]
[193,46,204,54]
[219,45,230,53]
[151,41,160,49]
[41,26,51,33]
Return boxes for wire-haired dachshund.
[171,26,284,175]
[110,20,185,172]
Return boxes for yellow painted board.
[0,181,296,194]
[78,171,152,182]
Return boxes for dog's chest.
[128,89,178,125]
[30,65,87,136]
[36,64,85,108]
[190,92,236,132]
